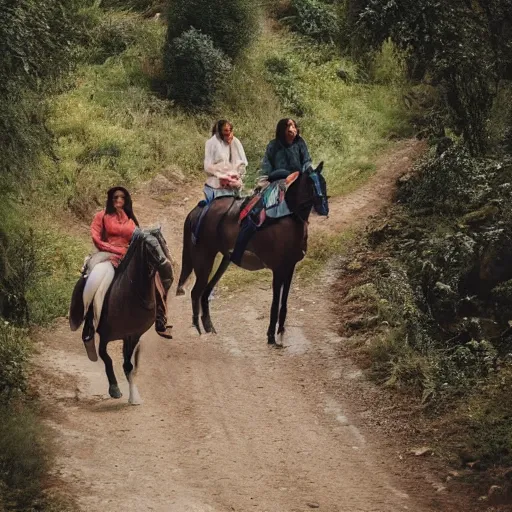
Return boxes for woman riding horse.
[204,119,248,200]
[82,187,173,349]
[177,119,329,344]
[259,118,313,184]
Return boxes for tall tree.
[344,0,512,154]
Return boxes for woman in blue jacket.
[260,118,313,181]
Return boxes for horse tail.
[176,211,194,295]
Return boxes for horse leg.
[177,216,194,296]
[277,264,296,341]
[190,252,216,335]
[99,338,122,399]
[267,271,284,345]
[201,255,230,334]
[123,337,142,405]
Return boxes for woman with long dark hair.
[259,118,313,181]
[204,119,248,201]
[82,186,173,343]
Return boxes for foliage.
[458,366,512,469]
[0,0,84,183]
[166,0,257,60]
[397,145,499,215]
[86,12,140,64]
[100,0,161,10]
[354,144,512,408]
[278,0,340,43]
[0,404,62,511]
[0,324,30,404]
[264,56,308,117]
[163,29,231,110]
[344,0,512,154]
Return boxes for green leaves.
[346,0,511,154]
[166,0,257,61]
[164,28,232,110]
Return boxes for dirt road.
[37,140,456,512]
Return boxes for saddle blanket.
[239,172,299,226]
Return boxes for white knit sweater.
[204,134,248,189]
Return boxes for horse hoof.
[267,336,276,345]
[202,318,217,334]
[109,385,122,399]
[128,397,142,406]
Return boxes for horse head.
[306,162,329,217]
[121,228,167,286]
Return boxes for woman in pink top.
[82,187,172,343]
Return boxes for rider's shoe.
[82,314,95,342]
[155,320,173,339]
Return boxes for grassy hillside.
[42,12,410,222]
[33,8,410,292]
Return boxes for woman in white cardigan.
[203,119,248,201]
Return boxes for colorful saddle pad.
[239,172,299,225]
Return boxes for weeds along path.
[36,139,461,512]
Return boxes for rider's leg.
[82,260,114,341]
[144,233,173,338]
[92,262,115,329]
[154,273,172,339]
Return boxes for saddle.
[239,171,299,227]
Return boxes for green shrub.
[100,0,162,10]
[0,324,30,404]
[0,0,82,181]
[397,144,498,215]
[279,0,339,43]
[0,228,38,325]
[0,405,53,510]
[0,212,85,326]
[164,29,232,109]
[264,56,308,117]
[87,14,139,64]
[166,0,257,60]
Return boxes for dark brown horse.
[70,228,173,403]
[177,164,328,344]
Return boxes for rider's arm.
[260,141,275,176]
[90,211,126,256]
[234,137,248,179]
[299,138,313,173]
[204,137,218,176]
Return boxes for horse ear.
[315,161,324,173]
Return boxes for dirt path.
[37,139,462,512]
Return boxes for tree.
[343,0,512,154]
[166,0,257,60]
[0,0,81,183]
[163,28,231,109]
